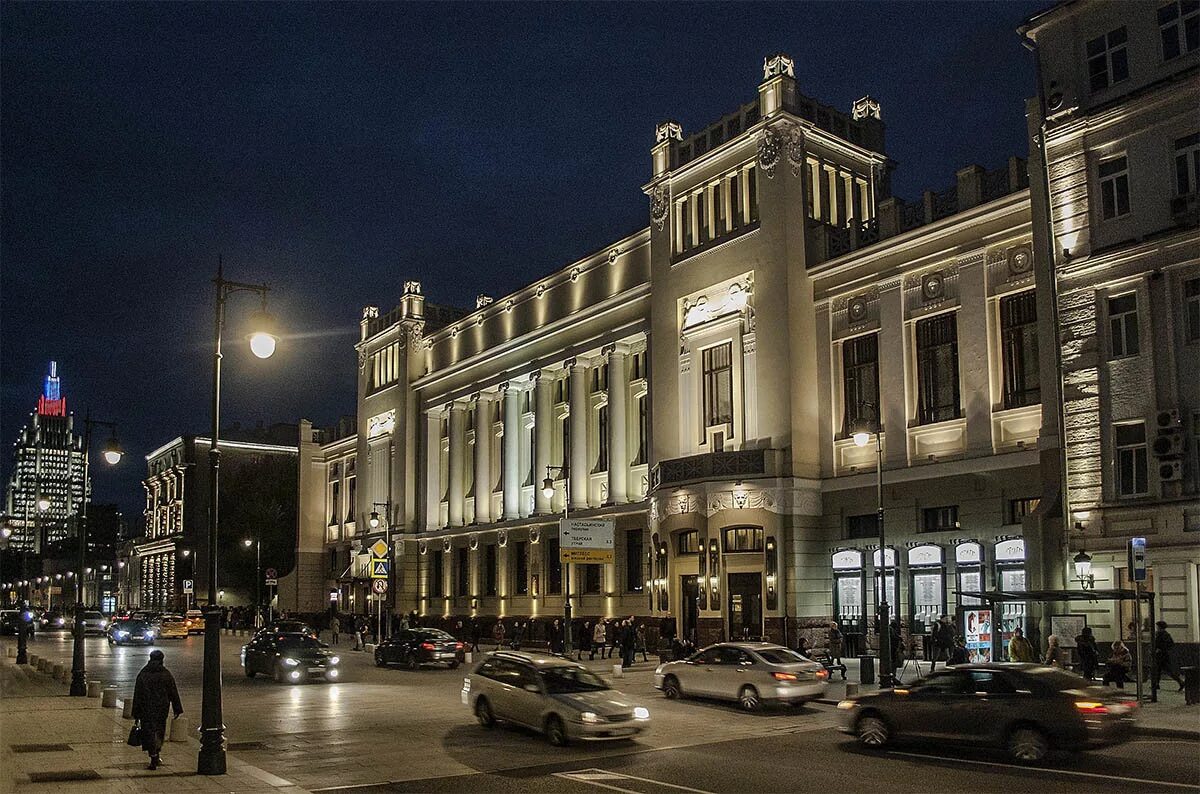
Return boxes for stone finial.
[476,294,494,309]
[655,121,683,143]
[362,306,380,320]
[403,280,422,295]
[852,96,882,121]
[762,53,795,81]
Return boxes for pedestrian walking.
[1043,634,1064,667]
[1007,626,1036,662]
[1153,621,1185,691]
[550,619,563,655]
[828,622,844,665]
[493,619,506,650]
[513,620,526,651]
[131,649,183,771]
[604,618,616,659]
[930,615,955,672]
[1104,641,1133,688]
[354,617,366,651]
[948,636,969,666]
[253,609,264,631]
[469,617,482,653]
[621,619,636,669]
[635,622,649,662]
[1075,626,1099,680]
[579,621,592,661]
[592,620,606,661]
[330,615,341,645]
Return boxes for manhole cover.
[11,744,71,753]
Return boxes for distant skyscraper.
[4,362,88,553]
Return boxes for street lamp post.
[541,465,571,657]
[199,261,279,776]
[852,401,894,688]
[70,415,123,697]
[367,502,390,640]
[242,538,260,620]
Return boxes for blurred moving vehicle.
[375,628,463,669]
[253,619,317,640]
[242,632,340,683]
[0,609,35,636]
[838,663,1137,762]
[654,642,829,711]
[462,651,651,746]
[80,611,108,635]
[39,610,68,630]
[108,618,156,646]
[185,609,205,634]
[157,614,189,639]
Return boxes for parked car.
[158,614,189,639]
[80,611,108,635]
[185,609,205,634]
[375,628,463,669]
[0,609,35,636]
[654,642,829,711]
[242,632,340,683]
[462,651,651,746]
[838,663,1137,762]
[108,618,156,646]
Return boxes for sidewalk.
[0,648,311,794]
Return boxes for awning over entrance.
[958,588,1154,604]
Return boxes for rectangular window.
[681,197,693,251]
[723,526,764,553]
[842,333,879,434]
[730,172,743,228]
[714,180,727,234]
[1160,0,1200,60]
[1115,422,1149,497]
[346,476,356,523]
[514,541,528,595]
[596,405,609,473]
[921,505,959,533]
[484,544,497,596]
[635,395,648,465]
[1099,156,1131,220]
[560,415,569,472]
[1108,293,1140,358]
[546,537,562,594]
[329,481,340,526]
[1087,27,1129,92]
[583,564,602,594]
[1007,497,1041,525]
[1000,291,1041,409]
[676,530,699,555]
[748,166,759,222]
[702,342,734,433]
[456,548,469,597]
[1175,132,1200,196]
[847,514,877,540]
[625,530,644,592]
[1185,278,1200,343]
[429,550,443,599]
[915,313,961,425]
[631,350,647,380]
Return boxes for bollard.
[5,646,15,658]
[122,699,134,719]
[37,658,51,674]
[28,653,39,667]
[845,682,860,697]
[612,664,623,678]
[86,680,102,698]
[169,714,189,743]
[101,687,119,708]
[464,652,473,664]
[52,663,64,680]
[59,665,70,682]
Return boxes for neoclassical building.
[284,49,1082,657]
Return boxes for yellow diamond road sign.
[370,540,389,558]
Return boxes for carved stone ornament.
[469,533,479,551]
[403,280,422,295]
[570,266,581,282]
[418,540,428,555]
[476,294,493,309]
[762,53,795,81]
[921,271,946,302]
[608,247,620,264]
[504,299,514,313]
[757,127,781,179]
[357,348,368,371]
[528,527,540,544]
[442,538,452,553]
[535,284,546,299]
[497,529,507,547]
[650,184,670,231]
[1007,245,1033,277]
[362,305,380,320]
[785,125,805,177]
[450,325,458,338]
[655,121,683,143]
[852,96,882,121]
[847,296,869,324]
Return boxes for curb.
[1134,725,1200,740]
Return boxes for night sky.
[1,1,1043,517]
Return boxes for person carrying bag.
[131,649,183,770]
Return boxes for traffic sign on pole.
[372,579,388,594]
[559,518,614,564]
[370,540,389,559]
[370,559,389,579]
[183,579,194,594]
[1128,537,1147,582]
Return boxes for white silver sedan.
[654,642,829,711]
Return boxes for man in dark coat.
[131,649,183,770]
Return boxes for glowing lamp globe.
[246,310,279,359]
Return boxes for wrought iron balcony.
[651,448,783,490]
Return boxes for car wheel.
[475,698,495,729]
[545,714,568,747]
[274,664,285,683]
[107,637,114,646]
[245,664,255,679]
[374,650,386,668]
[1007,725,1049,763]
[857,713,890,749]
[448,660,460,670]
[662,675,681,700]
[406,654,419,671]
[738,685,761,712]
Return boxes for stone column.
[568,360,589,510]
[424,410,442,531]
[474,394,493,524]
[606,345,629,505]
[447,402,466,527]
[502,384,522,520]
[534,373,554,514]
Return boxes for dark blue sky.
[1,1,1043,516]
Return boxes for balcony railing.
[651,448,781,490]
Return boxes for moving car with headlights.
[654,642,829,711]
[81,611,108,635]
[185,609,205,634]
[0,610,35,636]
[242,632,340,683]
[40,610,68,630]
[375,628,463,669]
[157,614,189,639]
[838,663,1137,762]
[108,618,156,646]
[252,619,317,641]
[462,651,650,746]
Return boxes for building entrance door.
[727,573,762,640]
[680,575,699,644]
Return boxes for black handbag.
[126,723,142,747]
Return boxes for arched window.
[723,526,764,553]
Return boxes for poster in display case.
[963,608,993,663]
[1050,615,1087,649]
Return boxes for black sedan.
[108,619,156,646]
[252,619,318,641]
[375,628,463,670]
[0,609,35,636]
[838,663,1137,762]
[242,632,341,683]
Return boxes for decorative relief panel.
[986,242,1035,294]
[831,288,880,340]
[650,184,670,231]
[903,266,960,319]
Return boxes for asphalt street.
[9,630,1200,793]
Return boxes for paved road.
[9,631,1199,793]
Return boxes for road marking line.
[554,768,717,794]
[890,751,1200,789]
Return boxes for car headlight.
[579,711,602,724]
[633,707,650,721]
[283,658,300,667]
[144,630,155,637]
[115,630,129,638]
[329,656,339,665]
[289,670,301,681]
[327,668,338,677]
[837,700,858,710]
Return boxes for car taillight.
[455,642,464,650]
[1120,700,1138,710]
[1074,700,1109,715]
[816,669,829,680]
[421,642,436,650]
[772,672,798,681]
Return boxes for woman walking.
[132,650,183,770]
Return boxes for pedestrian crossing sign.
[371,559,389,579]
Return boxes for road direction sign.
[265,568,277,580]
[560,518,614,564]
[372,579,389,594]
[182,579,194,594]
[370,540,389,559]
[265,578,278,586]
[371,559,390,579]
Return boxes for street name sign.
[371,559,390,579]
[560,518,614,564]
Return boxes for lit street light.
[542,461,572,656]
[243,537,261,620]
[852,401,894,689]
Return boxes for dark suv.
[375,628,463,669]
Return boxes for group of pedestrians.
[573,617,647,666]
[1007,620,1184,691]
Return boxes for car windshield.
[83,612,104,620]
[277,635,321,649]
[756,648,810,665]
[118,621,150,631]
[1023,667,1092,691]
[416,630,453,640]
[540,666,610,694]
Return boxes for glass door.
[727,573,762,640]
